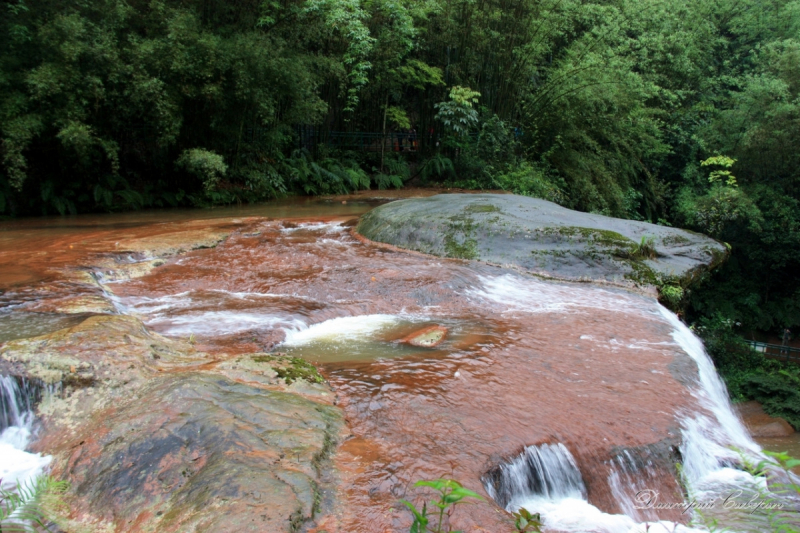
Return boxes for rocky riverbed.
[1,194,759,533]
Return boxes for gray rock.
[357,194,727,286]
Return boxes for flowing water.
[0,376,51,491]
[0,197,796,532]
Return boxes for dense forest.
[1,0,799,420]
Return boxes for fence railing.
[745,340,800,364]
[295,126,481,152]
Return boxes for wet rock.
[111,226,234,258]
[399,325,448,348]
[358,194,727,287]
[45,374,344,533]
[0,314,210,386]
[216,354,334,404]
[1,314,345,532]
[737,400,795,437]
[93,257,167,282]
[23,294,117,315]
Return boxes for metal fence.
[745,340,800,364]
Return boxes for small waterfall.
[478,302,775,533]
[656,308,762,487]
[0,375,51,491]
[1,375,38,430]
[482,443,586,510]
[607,449,668,522]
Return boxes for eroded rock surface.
[43,374,343,533]
[358,194,727,286]
[1,315,344,533]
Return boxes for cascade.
[479,304,778,532]
[0,375,52,491]
[482,443,586,509]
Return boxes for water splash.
[281,314,402,346]
[475,277,770,532]
[484,443,703,533]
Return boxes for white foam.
[469,274,655,316]
[119,290,310,336]
[148,312,304,337]
[0,428,51,491]
[518,497,704,533]
[281,314,401,346]
[657,307,761,485]
[280,222,345,233]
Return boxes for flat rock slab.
[357,194,727,285]
[49,374,344,533]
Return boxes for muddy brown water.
[1,197,716,531]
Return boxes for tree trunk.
[380,94,388,174]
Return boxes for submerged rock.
[357,194,727,287]
[399,325,448,348]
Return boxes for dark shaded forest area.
[2,0,800,420]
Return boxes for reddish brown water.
[1,199,722,531]
[103,217,699,530]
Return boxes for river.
[1,195,797,532]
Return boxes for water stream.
[1,199,796,531]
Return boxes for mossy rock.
[252,353,325,385]
[357,194,728,288]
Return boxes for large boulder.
[357,194,727,287]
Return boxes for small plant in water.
[400,479,484,533]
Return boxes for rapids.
[1,197,794,532]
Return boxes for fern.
[420,155,454,182]
[0,476,68,532]
[373,173,403,190]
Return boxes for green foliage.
[0,475,69,532]
[512,508,543,533]
[659,284,684,309]
[251,353,325,385]
[743,369,800,430]
[491,162,565,205]
[176,149,227,193]
[435,87,481,136]
[701,156,738,187]
[386,107,411,130]
[631,236,657,260]
[420,155,454,182]
[399,479,484,533]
